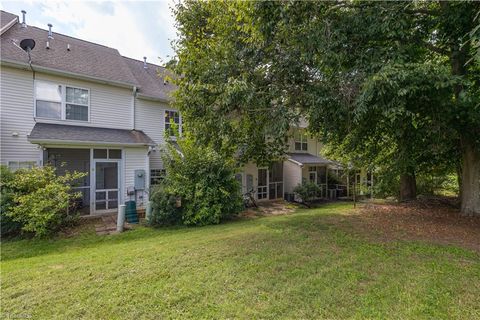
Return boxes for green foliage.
[148,185,182,226]
[293,181,320,205]
[1,166,22,237]
[172,0,297,165]
[416,173,459,197]
[173,1,480,210]
[3,165,86,237]
[150,134,244,227]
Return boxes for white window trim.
[34,80,91,122]
[294,130,308,151]
[7,160,38,171]
[164,109,182,138]
[150,168,166,186]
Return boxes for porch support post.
[347,174,350,198]
[371,171,374,199]
[89,148,94,215]
[325,165,328,199]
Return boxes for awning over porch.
[287,152,332,166]
[28,123,155,146]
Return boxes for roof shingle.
[0,10,176,100]
[287,153,332,165]
[28,123,155,146]
[122,56,176,101]
[1,10,18,32]
[0,14,135,86]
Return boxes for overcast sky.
[1,0,177,65]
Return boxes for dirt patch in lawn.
[333,198,480,252]
[241,200,298,218]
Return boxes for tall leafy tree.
[173,1,480,215]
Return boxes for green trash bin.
[125,200,138,224]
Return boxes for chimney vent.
[143,56,147,69]
[47,24,54,39]
[67,44,71,51]
[46,41,50,49]
[21,10,27,28]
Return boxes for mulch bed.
[347,197,480,252]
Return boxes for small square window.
[93,149,108,159]
[108,149,122,159]
[150,169,166,185]
[165,110,181,135]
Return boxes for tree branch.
[404,8,440,16]
[423,41,449,55]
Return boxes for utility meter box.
[127,186,135,196]
[134,169,146,190]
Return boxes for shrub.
[293,181,321,206]
[3,165,86,237]
[1,166,22,237]
[148,185,182,226]
[151,135,243,226]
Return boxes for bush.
[150,135,243,227]
[2,165,86,237]
[148,185,182,226]
[293,181,321,206]
[1,166,22,237]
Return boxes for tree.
[172,1,480,215]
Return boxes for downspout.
[132,86,137,130]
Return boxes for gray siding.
[0,66,39,164]
[134,98,176,169]
[284,160,302,193]
[124,147,149,209]
[34,73,133,129]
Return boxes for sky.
[1,0,178,65]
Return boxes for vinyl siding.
[34,73,133,129]
[0,66,152,166]
[124,147,148,208]
[284,160,302,193]
[135,98,177,169]
[0,66,39,164]
[286,129,323,155]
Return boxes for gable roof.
[0,10,176,100]
[122,56,176,102]
[1,10,18,34]
[0,21,137,86]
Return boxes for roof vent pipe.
[21,10,27,28]
[143,56,147,69]
[47,24,54,39]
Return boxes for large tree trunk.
[399,170,416,201]
[460,141,480,216]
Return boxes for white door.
[94,160,120,213]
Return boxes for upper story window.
[35,82,62,119]
[165,110,181,135]
[294,130,308,151]
[66,87,89,121]
[35,81,89,122]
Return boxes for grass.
[2,203,479,319]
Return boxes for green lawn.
[2,203,479,319]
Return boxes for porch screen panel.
[269,162,283,199]
[317,166,327,184]
[46,148,90,214]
